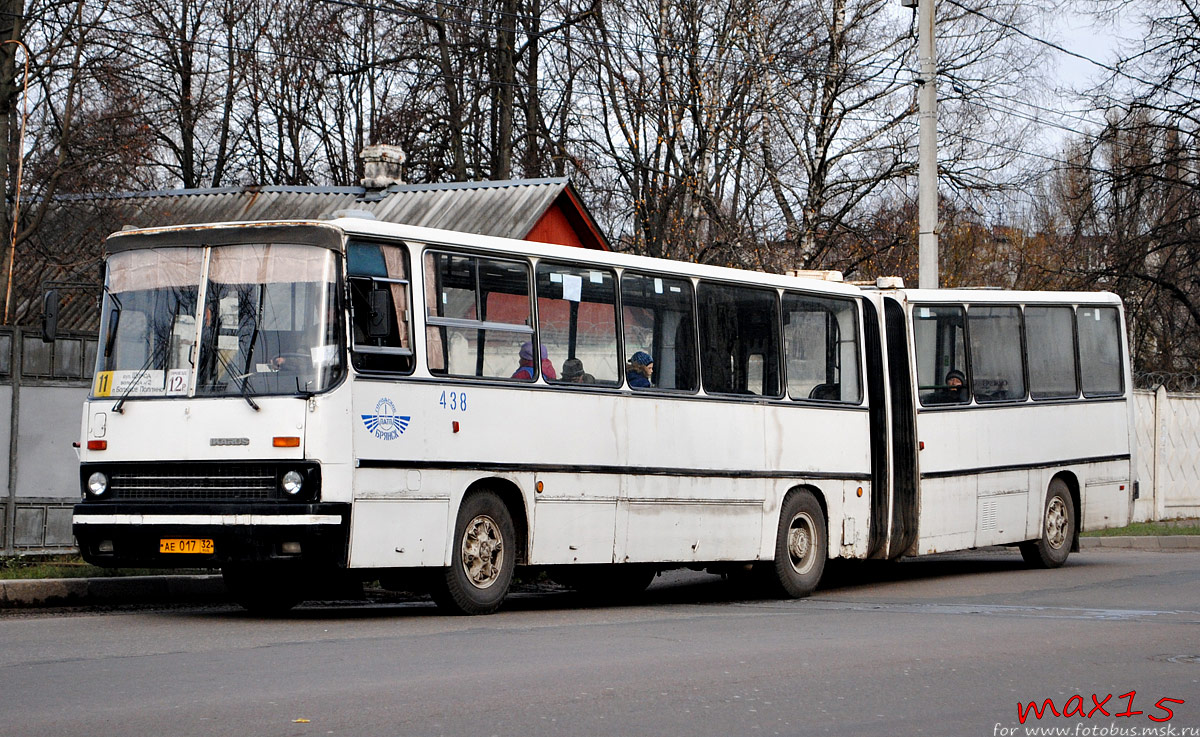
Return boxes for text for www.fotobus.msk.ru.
[991,692,1194,736]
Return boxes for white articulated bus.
[65,217,1134,614]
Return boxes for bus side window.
[424,251,533,380]
[913,305,969,406]
[348,241,414,374]
[620,272,697,391]
[783,293,861,403]
[697,282,781,397]
[536,263,619,385]
[1078,306,1123,396]
[968,305,1026,402]
[1026,305,1079,399]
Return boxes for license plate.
[159,538,214,554]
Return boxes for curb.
[1080,535,1200,550]
[0,574,227,609]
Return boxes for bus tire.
[431,491,516,615]
[766,490,827,598]
[223,564,304,615]
[1020,478,1074,569]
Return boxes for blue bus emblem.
[362,398,410,440]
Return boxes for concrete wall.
[16,386,87,501]
[9,385,88,551]
[3,379,86,551]
[1134,387,1200,522]
[0,384,8,549]
[0,385,11,504]
[3,327,94,554]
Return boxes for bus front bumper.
[72,503,351,568]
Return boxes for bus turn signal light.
[87,440,107,451]
[273,436,300,448]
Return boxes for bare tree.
[97,0,246,187]
[1,0,164,323]
[1042,0,1200,373]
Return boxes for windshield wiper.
[241,289,264,378]
[208,344,261,412]
[111,339,166,415]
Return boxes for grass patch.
[1081,520,1200,537]
[0,555,205,580]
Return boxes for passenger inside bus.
[808,383,841,401]
[561,358,595,384]
[927,369,968,404]
[626,351,654,388]
[513,342,557,380]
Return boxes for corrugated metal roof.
[8,178,587,331]
[370,178,568,237]
[50,178,572,236]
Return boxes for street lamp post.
[915,0,938,289]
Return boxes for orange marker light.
[857,487,863,498]
[273,436,301,448]
[87,440,107,451]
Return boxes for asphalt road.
[1,548,1198,737]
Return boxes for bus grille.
[107,464,278,502]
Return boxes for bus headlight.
[87,471,109,497]
[281,470,304,496]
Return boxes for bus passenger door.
[862,296,891,558]
[862,294,920,559]
[883,296,919,557]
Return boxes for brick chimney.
[360,144,406,189]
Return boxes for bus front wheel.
[765,490,827,598]
[431,491,516,615]
[1020,478,1075,569]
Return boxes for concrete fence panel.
[1134,388,1200,522]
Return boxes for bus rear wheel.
[1020,478,1075,569]
[430,491,516,615]
[764,490,827,598]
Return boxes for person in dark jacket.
[562,357,595,384]
[626,351,654,388]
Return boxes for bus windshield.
[94,243,343,399]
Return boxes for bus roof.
[104,217,1122,305]
[894,287,1122,305]
[328,217,868,298]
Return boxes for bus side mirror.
[367,288,391,338]
[40,289,59,343]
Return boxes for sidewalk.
[1,538,1197,609]
[1079,535,1200,550]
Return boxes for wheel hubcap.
[1045,496,1068,550]
[461,514,504,589]
[787,512,816,575]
